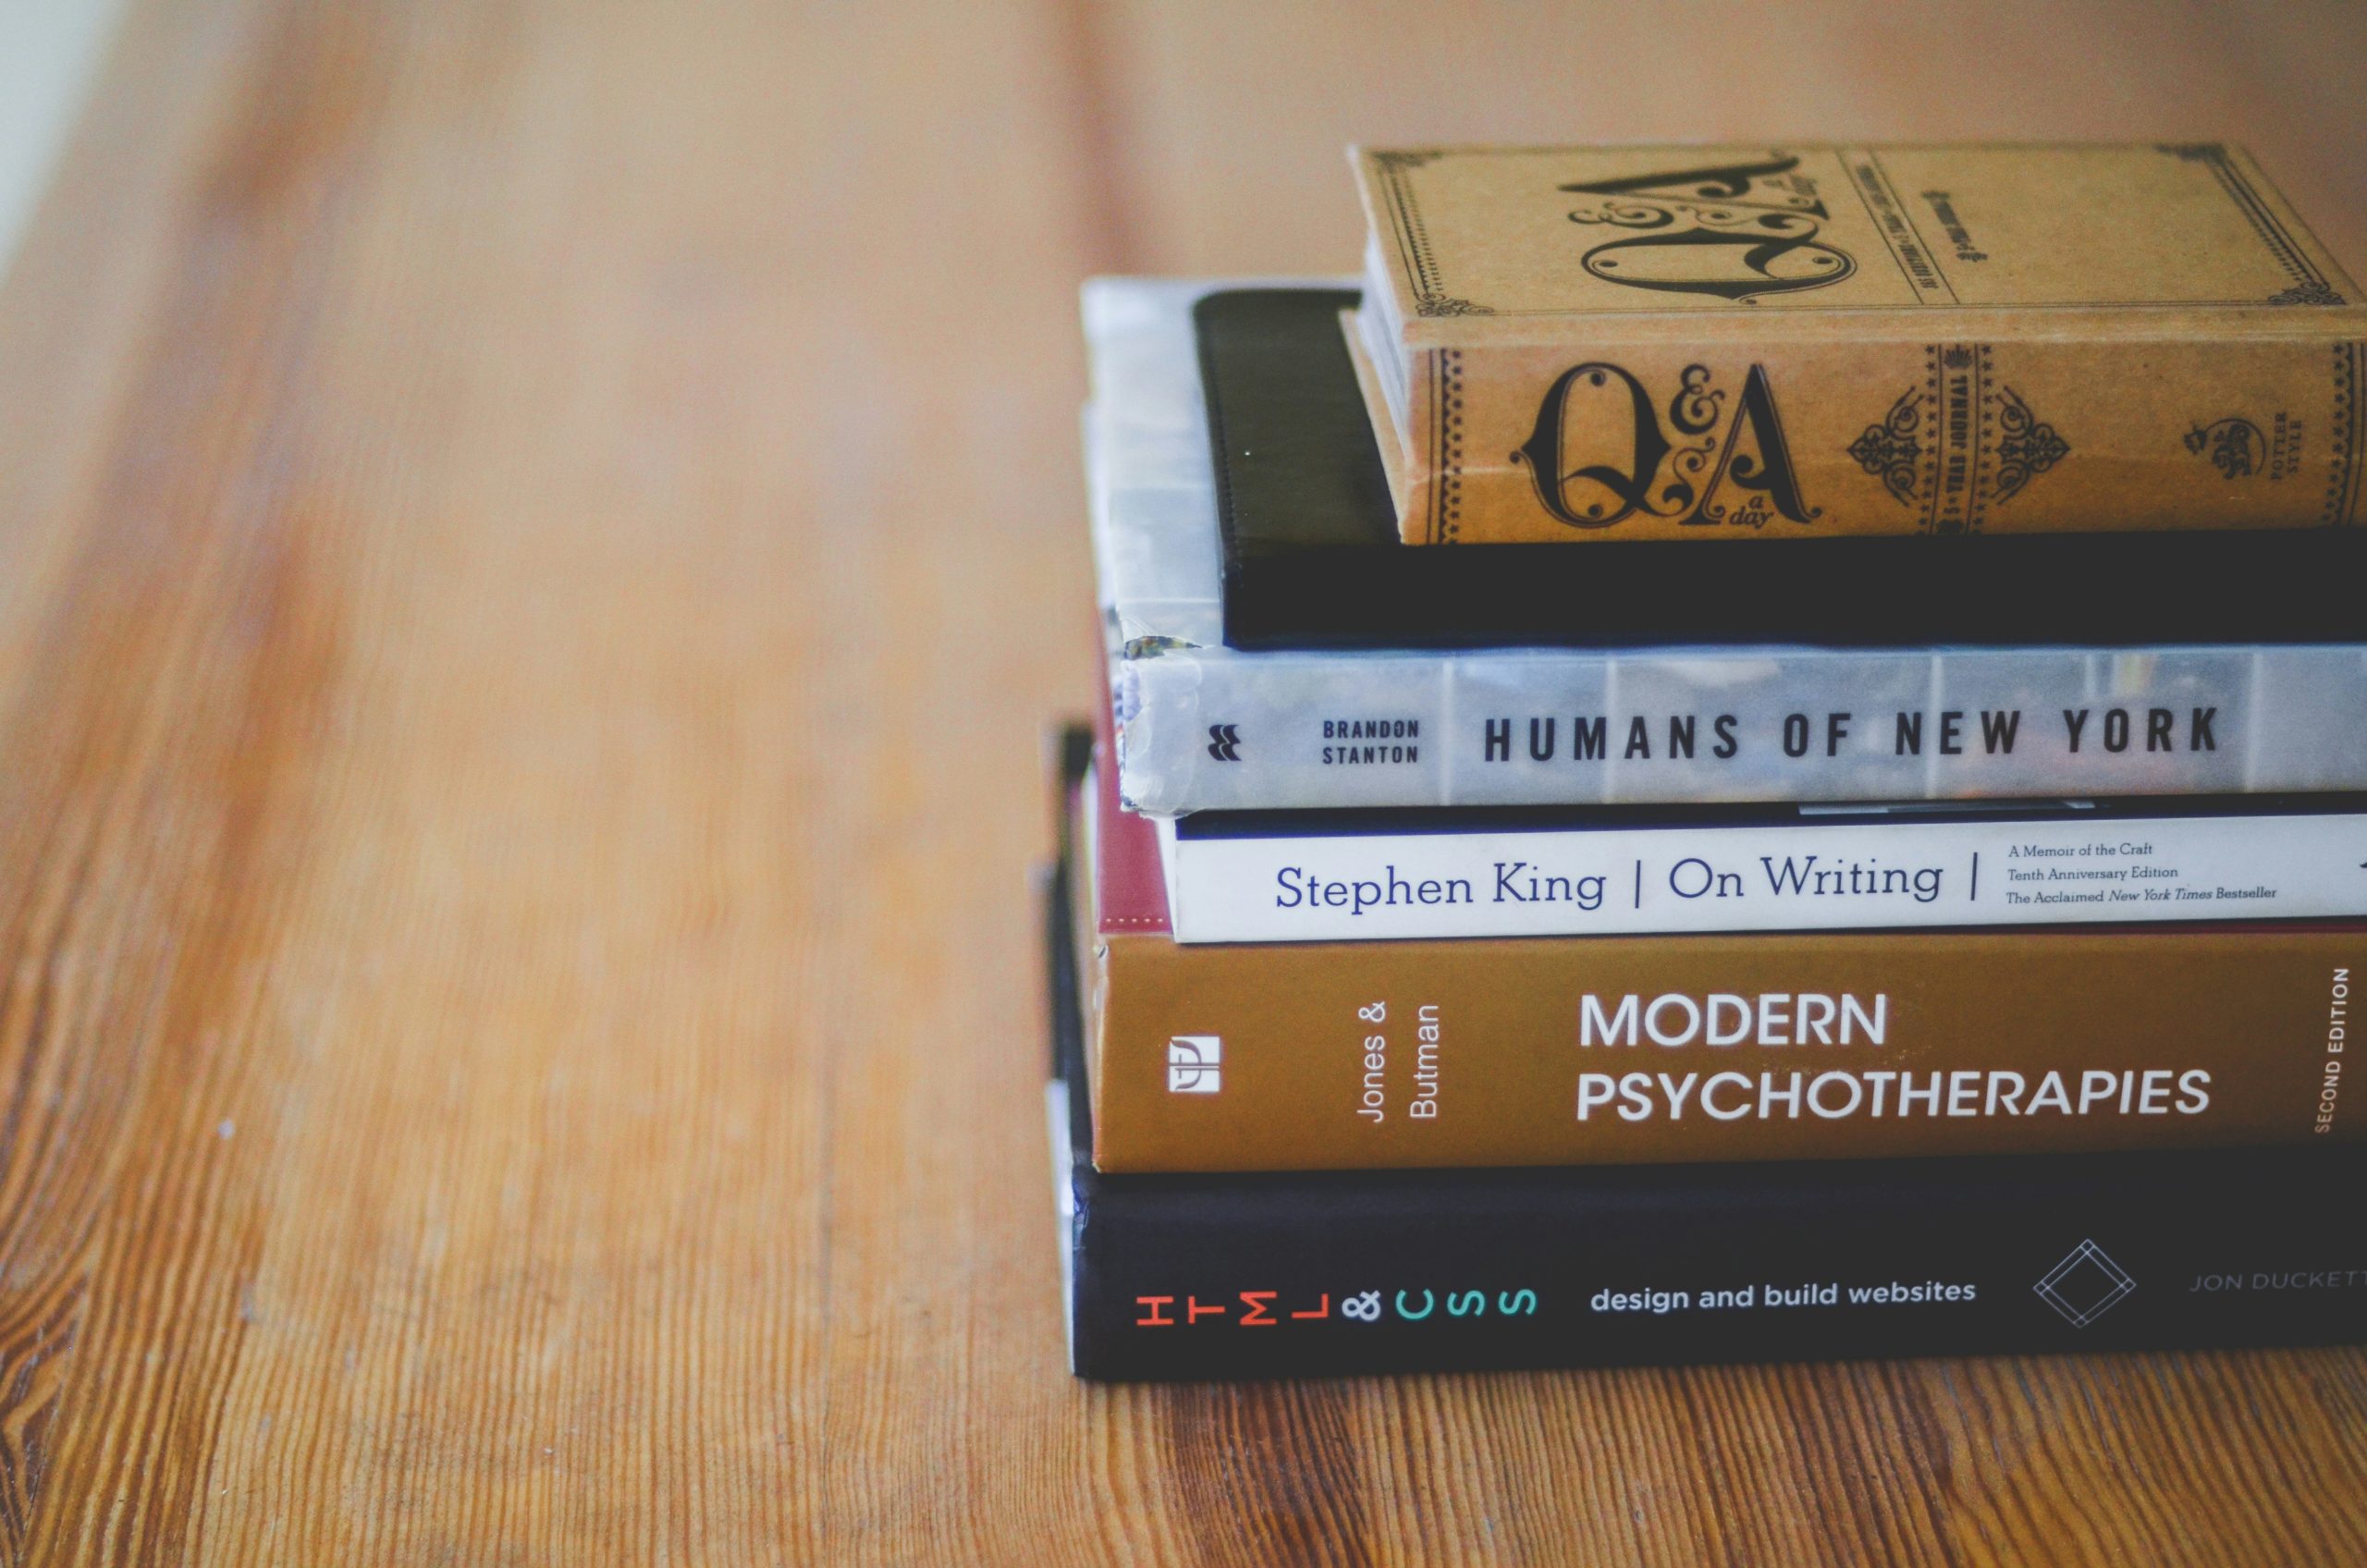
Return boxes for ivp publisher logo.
[1167,1035,1221,1094]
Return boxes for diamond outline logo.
[1167,1035,1221,1094]
[2033,1239,2137,1327]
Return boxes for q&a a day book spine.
[1351,143,2367,545]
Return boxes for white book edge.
[1158,806,2367,944]
[1046,1082,1077,1377]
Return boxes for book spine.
[1068,1140,2367,1379]
[1399,334,2367,545]
[1090,925,2361,1172]
[1165,804,2367,944]
[1113,644,2367,817]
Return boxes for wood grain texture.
[0,0,2360,1561]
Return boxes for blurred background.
[0,0,124,266]
[7,2,2361,283]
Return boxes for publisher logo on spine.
[1167,1035,1221,1094]
[2033,1239,2136,1327]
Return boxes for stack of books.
[1049,142,2367,1381]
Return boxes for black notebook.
[1196,288,2367,651]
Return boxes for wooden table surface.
[1,0,2362,1561]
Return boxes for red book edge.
[1092,670,1171,937]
